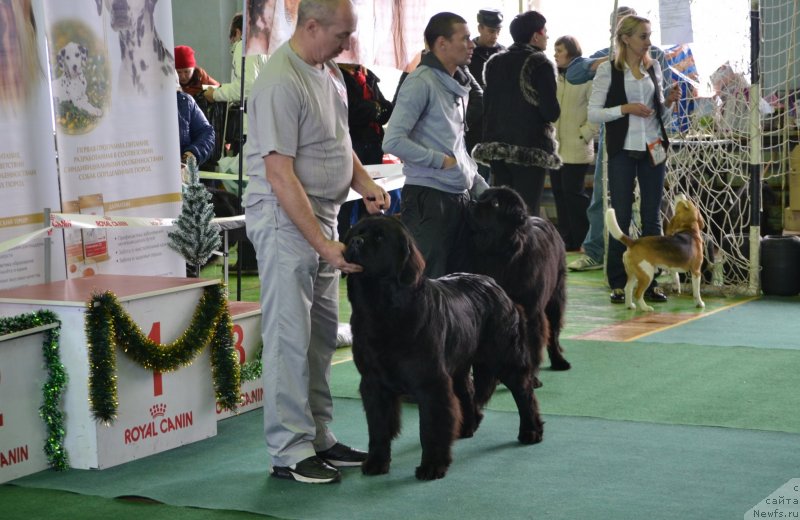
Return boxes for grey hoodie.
[384,53,487,195]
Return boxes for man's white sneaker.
[567,255,602,271]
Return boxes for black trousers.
[400,185,470,279]
[550,163,591,250]
[490,161,547,217]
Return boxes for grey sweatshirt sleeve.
[383,76,447,169]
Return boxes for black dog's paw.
[468,410,486,436]
[362,456,391,476]
[415,463,448,481]
[549,356,571,371]
[518,429,543,445]
[533,376,543,388]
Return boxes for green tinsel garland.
[0,310,68,470]
[85,283,240,423]
[239,342,263,382]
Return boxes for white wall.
[171,0,239,81]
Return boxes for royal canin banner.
[40,0,184,280]
[0,1,65,290]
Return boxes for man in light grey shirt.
[244,0,390,485]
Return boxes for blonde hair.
[0,0,42,114]
[613,15,652,71]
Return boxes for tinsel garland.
[85,283,240,423]
[0,311,68,470]
[239,343,263,382]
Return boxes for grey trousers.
[245,197,339,467]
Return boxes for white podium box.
[0,275,222,470]
[217,301,263,421]
[0,324,58,483]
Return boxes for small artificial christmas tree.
[168,155,221,277]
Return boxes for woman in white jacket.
[553,35,597,251]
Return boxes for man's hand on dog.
[321,240,363,274]
[332,187,389,272]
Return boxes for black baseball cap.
[477,9,503,28]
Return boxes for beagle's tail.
[605,208,635,248]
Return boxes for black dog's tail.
[525,305,548,371]
[515,304,538,373]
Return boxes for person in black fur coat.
[472,10,562,217]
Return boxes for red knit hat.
[174,45,196,69]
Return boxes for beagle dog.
[606,195,706,312]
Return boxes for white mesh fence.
[644,0,796,295]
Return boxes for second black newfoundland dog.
[344,216,543,481]
[468,187,571,376]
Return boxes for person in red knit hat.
[175,45,219,97]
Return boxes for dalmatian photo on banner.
[40,0,184,280]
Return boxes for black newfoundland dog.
[344,216,543,481]
[468,187,571,377]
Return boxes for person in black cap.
[469,9,505,88]
[467,9,505,181]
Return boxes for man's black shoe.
[645,286,668,303]
[270,456,341,484]
[609,288,625,304]
[316,442,367,467]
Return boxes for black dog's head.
[344,216,424,286]
[469,187,528,249]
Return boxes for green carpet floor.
[638,296,800,349]
[6,263,796,519]
[560,264,746,338]
[331,338,800,434]
[10,397,800,520]
[0,486,269,520]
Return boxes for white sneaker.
[567,255,602,271]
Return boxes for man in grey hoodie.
[383,12,489,278]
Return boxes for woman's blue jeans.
[605,150,666,290]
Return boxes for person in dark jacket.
[335,63,396,237]
[177,90,215,167]
[473,10,561,217]
[468,9,505,89]
[338,64,393,165]
[466,9,505,182]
